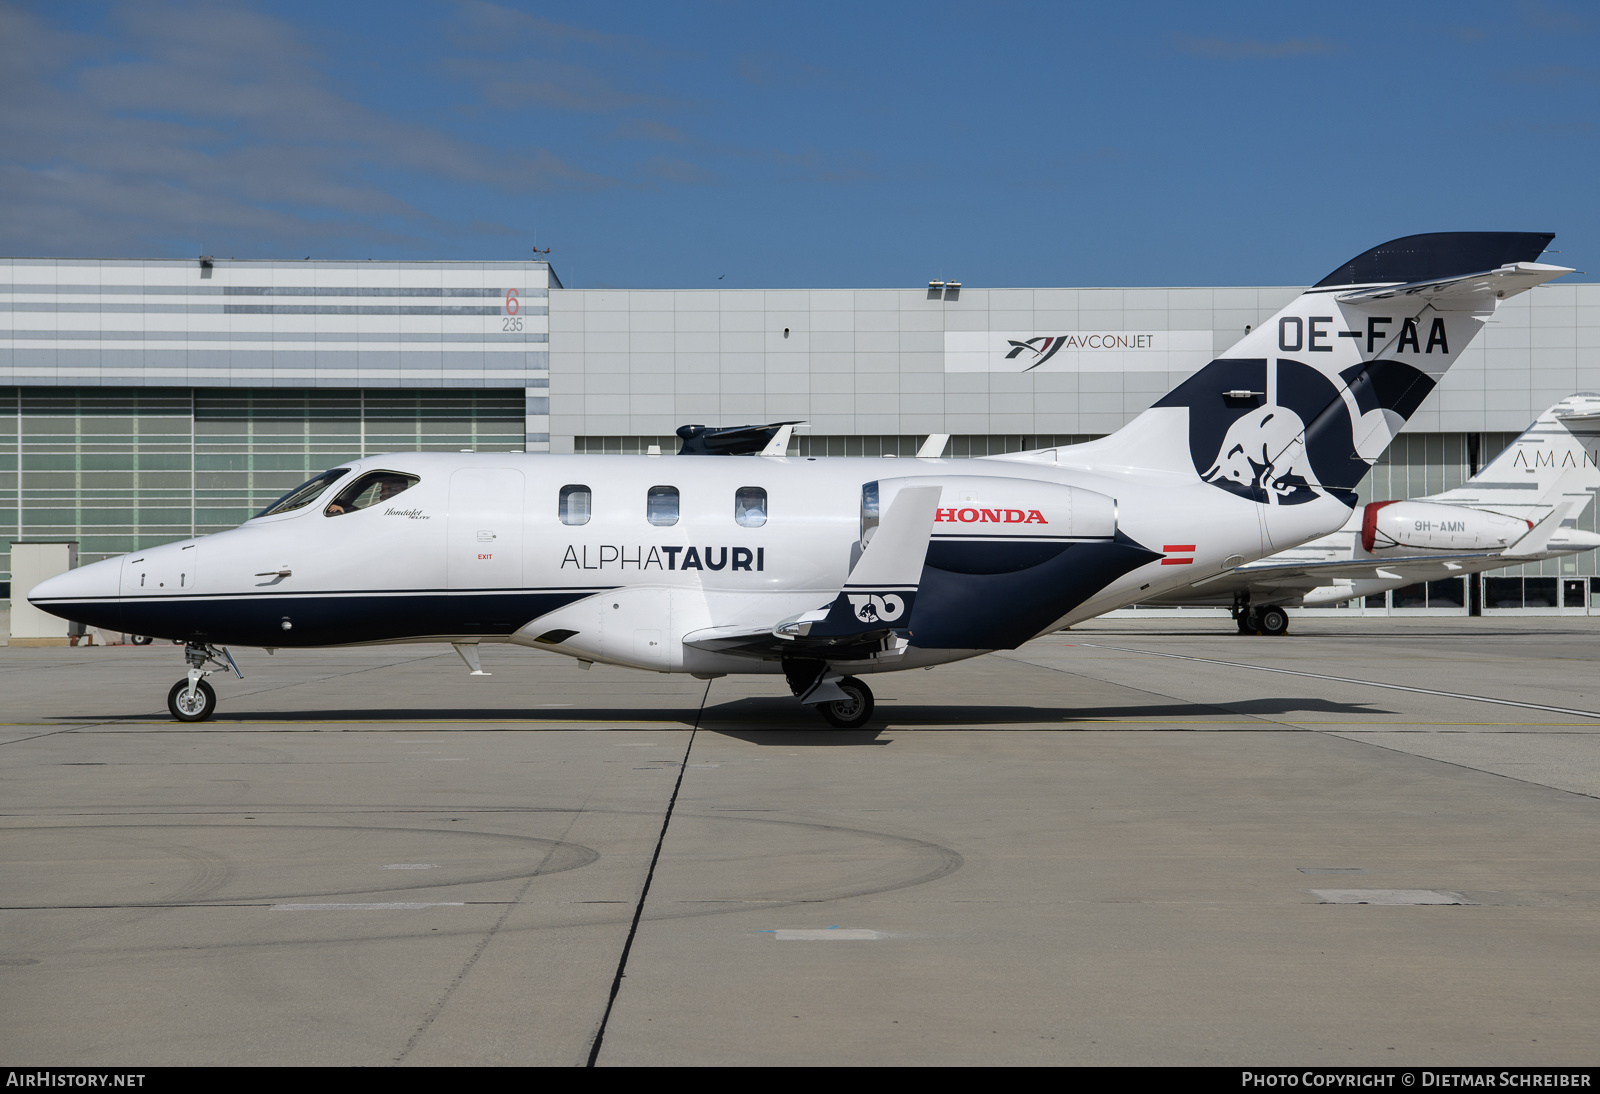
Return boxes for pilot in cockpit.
[325,472,417,516]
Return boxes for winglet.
[778,485,941,639]
[916,433,950,458]
[760,422,803,457]
[1503,501,1577,558]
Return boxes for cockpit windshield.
[324,471,420,516]
[256,469,351,518]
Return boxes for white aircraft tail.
[1040,233,1569,513]
[1423,394,1600,522]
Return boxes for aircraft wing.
[682,484,943,662]
[1147,551,1506,605]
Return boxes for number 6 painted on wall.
[505,288,520,315]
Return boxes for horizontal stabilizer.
[1334,262,1573,311]
[1554,395,1600,424]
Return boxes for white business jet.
[1146,393,1600,633]
[28,234,1571,724]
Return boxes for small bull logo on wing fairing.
[847,593,906,623]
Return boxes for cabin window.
[735,486,767,528]
[256,468,350,517]
[647,485,679,527]
[324,471,420,517]
[559,484,592,526]
[861,481,880,545]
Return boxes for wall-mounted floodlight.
[945,281,962,289]
[928,280,946,289]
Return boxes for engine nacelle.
[1361,500,1530,554]
[864,474,1149,650]
[869,475,1117,545]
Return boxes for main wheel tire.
[168,679,217,722]
[818,676,874,728]
[1257,605,1290,636]
[1235,613,1257,635]
[130,634,153,646]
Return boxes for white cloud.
[0,1,611,256]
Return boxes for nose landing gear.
[168,677,217,721]
[167,643,242,722]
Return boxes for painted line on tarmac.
[1080,644,1600,721]
[272,902,465,911]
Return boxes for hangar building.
[3,256,1598,617]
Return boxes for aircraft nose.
[27,556,122,616]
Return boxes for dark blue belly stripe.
[40,589,608,647]
[909,533,1161,650]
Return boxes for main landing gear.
[1232,596,1290,637]
[167,643,242,722]
[818,676,875,728]
[784,659,876,728]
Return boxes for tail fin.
[1424,394,1600,521]
[1050,233,1570,510]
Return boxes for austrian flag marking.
[1161,544,1195,565]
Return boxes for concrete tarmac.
[2,617,1599,1066]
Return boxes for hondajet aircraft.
[28,233,1571,724]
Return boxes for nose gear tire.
[168,679,217,722]
[817,676,874,728]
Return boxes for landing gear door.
[448,468,525,590]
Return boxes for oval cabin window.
[735,486,767,528]
[559,484,592,526]
[647,485,679,527]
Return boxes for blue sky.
[2,1,1596,287]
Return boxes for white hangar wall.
[545,282,1600,445]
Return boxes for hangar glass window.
[735,486,767,528]
[647,485,679,527]
[324,471,420,516]
[559,484,592,526]
[256,468,350,517]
